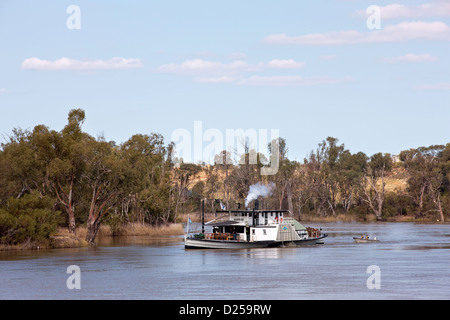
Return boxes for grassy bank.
[80,222,185,237]
[0,222,184,251]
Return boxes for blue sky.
[0,0,449,163]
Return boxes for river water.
[1,222,449,300]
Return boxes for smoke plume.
[245,182,275,207]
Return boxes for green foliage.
[106,213,123,236]
[383,193,413,218]
[369,152,393,177]
[0,194,61,245]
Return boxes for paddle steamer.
[184,200,327,249]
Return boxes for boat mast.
[201,199,205,235]
[185,214,189,240]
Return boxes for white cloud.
[227,52,247,60]
[156,59,255,76]
[415,83,450,90]
[193,76,237,83]
[156,58,306,76]
[156,58,354,87]
[382,53,439,63]
[264,21,450,45]
[267,59,305,69]
[21,57,144,71]
[0,88,8,94]
[238,75,353,87]
[356,2,450,20]
[320,54,338,60]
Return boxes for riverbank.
[300,214,444,223]
[0,222,184,251]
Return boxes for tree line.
[1,110,449,247]
[1,109,175,246]
[194,136,449,224]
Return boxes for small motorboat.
[353,236,380,243]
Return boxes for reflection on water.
[1,222,449,300]
[96,235,184,247]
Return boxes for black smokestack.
[254,199,259,211]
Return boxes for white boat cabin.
[206,210,297,242]
[229,210,286,226]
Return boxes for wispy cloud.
[381,54,439,64]
[237,75,354,87]
[21,57,144,71]
[415,82,450,90]
[156,58,305,76]
[0,88,8,94]
[320,54,338,61]
[193,76,237,83]
[266,59,305,69]
[355,2,450,20]
[264,21,450,46]
[156,59,257,76]
[157,58,353,87]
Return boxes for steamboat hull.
[276,234,328,247]
[184,238,273,249]
[184,234,328,249]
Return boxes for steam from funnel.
[245,182,275,207]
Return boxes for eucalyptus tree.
[172,162,202,220]
[361,153,393,220]
[336,151,368,213]
[267,138,298,212]
[82,137,132,246]
[0,128,49,201]
[120,133,173,224]
[214,150,233,208]
[401,145,446,221]
[302,137,346,216]
[47,109,87,233]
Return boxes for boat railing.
[281,218,296,225]
[204,232,238,241]
[231,216,248,223]
[306,227,321,238]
